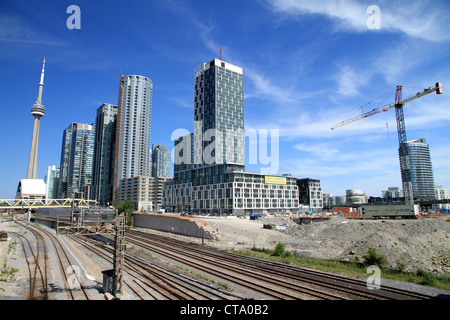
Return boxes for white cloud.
[0,13,65,46]
[335,65,370,97]
[244,68,302,103]
[172,97,192,109]
[264,0,450,42]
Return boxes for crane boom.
[331,82,443,130]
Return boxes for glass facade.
[296,178,323,212]
[92,103,118,204]
[45,165,60,201]
[194,59,244,167]
[152,144,171,178]
[402,138,435,199]
[57,123,94,198]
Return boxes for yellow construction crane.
[331,82,443,205]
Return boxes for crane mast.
[395,86,414,205]
[331,82,443,205]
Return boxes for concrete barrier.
[132,213,214,240]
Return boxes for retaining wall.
[133,213,214,240]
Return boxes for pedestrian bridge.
[0,198,97,210]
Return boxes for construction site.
[0,207,449,302]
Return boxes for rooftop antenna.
[220,47,222,60]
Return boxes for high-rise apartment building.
[164,59,299,215]
[401,138,435,200]
[152,144,170,178]
[194,59,244,167]
[57,123,94,198]
[92,103,118,204]
[114,75,153,200]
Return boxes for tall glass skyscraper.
[164,59,299,215]
[194,59,244,167]
[57,123,94,198]
[92,103,118,204]
[401,138,435,200]
[114,75,153,199]
[152,144,170,178]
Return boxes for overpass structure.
[0,198,97,211]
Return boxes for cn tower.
[26,58,46,179]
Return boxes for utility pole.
[112,213,127,298]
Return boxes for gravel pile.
[282,217,450,274]
[201,215,449,275]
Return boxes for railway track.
[66,234,235,300]
[126,230,349,300]
[8,231,47,300]
[126,229,434,300]
[14,222,90,300]
[10,222,48,300]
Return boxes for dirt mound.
[282,217,450,274]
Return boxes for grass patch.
[231,244,450,292]
[0,262,19,282]
[7,241,16,254]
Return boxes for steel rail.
[126,231,345,300]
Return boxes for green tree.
[115,200,134,225]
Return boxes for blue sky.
[1,0,449,199]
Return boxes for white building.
[114,75,153,200]
[346,189,367,205]
[163,164,299,215]
[16,179,46,200]
[117,176,172,212]
[434,184,450,210]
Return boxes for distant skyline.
[1,0,449,199]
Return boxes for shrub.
[251,247,271,254]
[362,247,387,268]
[395,261,406,273]
[272,242,286,257]
[417,268,436,286]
